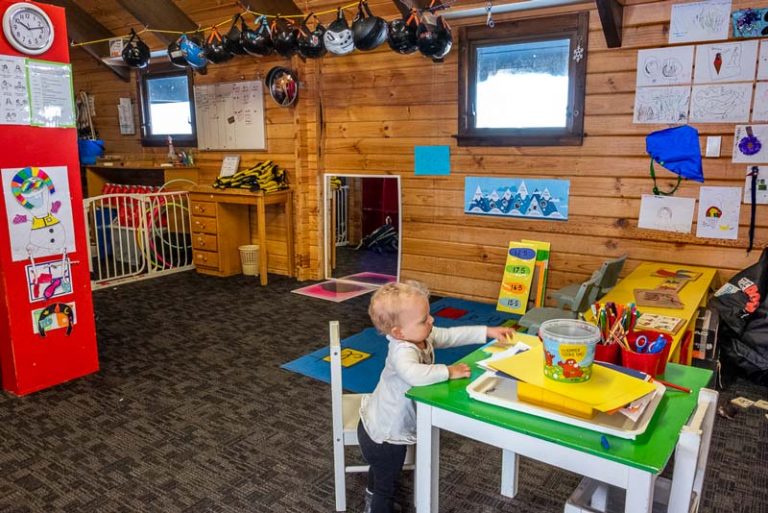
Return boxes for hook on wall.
[485,1,495,28]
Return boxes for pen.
[654,378,691,393]
[600,435,610,450]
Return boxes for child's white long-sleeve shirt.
[359,325,487,445]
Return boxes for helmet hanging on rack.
[122,29,151,69]
[297,13,327,59]
[167,36,189,68]
[205,27,233,64]
[352,1,388,51]
[417,13,452,62]
[387,10,419,54]
[223,14,247,55]
[324,7,355,56]
[241,15,274,56]
[179,33,208,69]
[271,16,299,58]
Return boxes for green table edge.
[406,348,713,474]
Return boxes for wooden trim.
[114,0,197,46]
[595,0,624,48]
[137,68,198,147]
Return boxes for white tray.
[466,371,666,439]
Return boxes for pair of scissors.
[635,335,666,354]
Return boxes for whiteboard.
[194,80,266,150]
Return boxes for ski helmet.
[241,15,274,57]
[387,10,419,54]
[352,1,388,51]
[417,15,452,62]
[271,16,299,58]
[205,27,233,64]
[297,14,327,59]
[179,34,208,69]
[223,14,247,55]
[167,36,188,68]
[122,29,150,69]
[324,8,355,56]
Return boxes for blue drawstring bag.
[646,125,704,195]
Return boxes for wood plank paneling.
[70,0,765,301]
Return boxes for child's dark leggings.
[357,420,408,513]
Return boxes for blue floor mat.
[280,297,519,393]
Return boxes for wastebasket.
[239,244,260,276]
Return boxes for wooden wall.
[71,0,767,303]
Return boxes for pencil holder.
[594,342,620,364]
[621,331,672,377]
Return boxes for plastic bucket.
[621,331,672,377]
[238,244,260,276]
[539,319,601,383]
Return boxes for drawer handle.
[198,239,206,246]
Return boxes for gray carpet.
[0,272,765,512]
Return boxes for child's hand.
[487,326,516,341]
[448,363,471,379]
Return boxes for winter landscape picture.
[464,177,570,221]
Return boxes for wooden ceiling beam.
[595,0,623,48]
[240,1,303,17]
[392,0,445,18]
[45,0,129,81]
[114,0,198,46]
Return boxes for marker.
[600,435,610,450]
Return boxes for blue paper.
[415,145,450,176]
[464,176,570,221]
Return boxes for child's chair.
[519,275,600,334]
[329,321,414,512]
[553,255,627,310]
[563,388,718,513]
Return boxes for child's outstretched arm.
[487,326,516,341]
[431,325,516,348]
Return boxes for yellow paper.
[489,336,655,412]
[323,348,371,368]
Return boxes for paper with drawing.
[693,40,759,83]
[633,86,690,124]
[636,46,694,87]
[669,0,732,44]
[689,83,753,122]
[732,125,768,164]
[696,186,741,239]
[638,194,695,233]
[752,83,768,122]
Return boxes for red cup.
[594,342,621,364]
[621,331,672,377]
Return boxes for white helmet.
[324,8,355,55]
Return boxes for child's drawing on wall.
[2,166,76,261]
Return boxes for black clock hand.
[17,21,31,30]
[29,26,46,30]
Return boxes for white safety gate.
[84,190,194,289]
[334,185,349,246]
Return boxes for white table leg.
[591,483,608,512]
[500,449,519,498]
[416,402,439,513]
[624,469,655,513]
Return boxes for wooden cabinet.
[188,188,295,285]
[84,164,199,197]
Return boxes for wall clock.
[2,2,55,55]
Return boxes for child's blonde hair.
[368,280,430,334]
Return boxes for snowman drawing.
[10,167,67,258]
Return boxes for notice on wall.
[0,55,30,125]
[118,97,135,135]
[693,40,759,84]
[27,60,75,128]
[669,0,731,44]
[638,194,696,233]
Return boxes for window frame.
[137,65,197,147]
[457,12,589,147]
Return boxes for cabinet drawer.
[192,233,218,252]
[191,216,217,234]
[193,250,219,269]
[191,201,216,217]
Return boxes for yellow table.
[596,262,717,364]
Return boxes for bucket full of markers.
[622,330,672,377]
[539,319,601,383]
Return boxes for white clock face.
[3,3,54,55]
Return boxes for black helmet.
[167,36,188,68]
[223,14,247,55]
[352,1,387,51]
[122,29,150,69]
[241,16,274,57]
[417,15,452,62]
[265,66,298,107]
[205,27,233,64]
[271,16,299,58]
[297,14,327,59]
[387,10,419,54]
[324,8,355,56]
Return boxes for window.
[457,12,589,146]
[138,67,197,146]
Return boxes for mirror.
[266,66,299,106]
[323,174,401,286]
